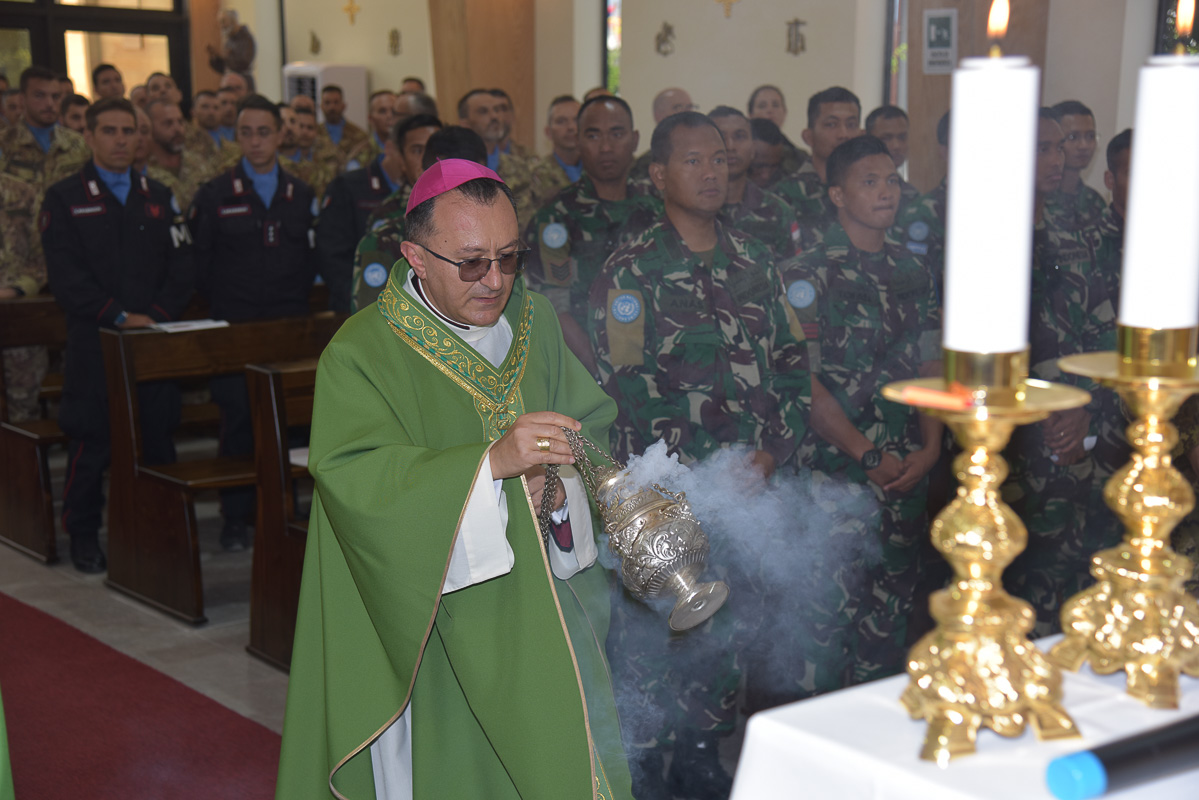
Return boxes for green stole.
[276,263,631,800]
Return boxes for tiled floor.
[0,440,290,734]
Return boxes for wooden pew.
[0,296,68,562]
[246,359,317,670]
[100,313,345,624]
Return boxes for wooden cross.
[715,0,740,17]
[342,0,361,24]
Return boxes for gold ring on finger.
[536,437,551,453]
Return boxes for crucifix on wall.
[342,0,361,24]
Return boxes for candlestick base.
[884,364,1089,763]
[1051,332,1199,709]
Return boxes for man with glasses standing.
[1047,100,1106,231]
[277,158,634,799]
[188,93,319,551]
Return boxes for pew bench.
[100,313,345,624]
[0,296,68,562]
[246,359,317,670]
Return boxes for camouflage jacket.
[351,215,406,312]
[1090,202,1124,313]
[183,120,221,164]
[780,139,810,178]
[344,132,384,173]
[523,174,661,327]
[779,222,942,475]
[720,180,800,259]
[0,123,90,199]
[506,152,577,230]
[1044,182,1107,232]
[0,173,46,296]
[770,159,834,228]
[147,149,217,212]
[281,142,341,199]
[589,215,810,467]
[895,178,947,301]
[323,119,370,164]
[625,151,662,197]
[496,148,541,229]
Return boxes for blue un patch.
[541,222,568,248]
[787,280,816,309]
[907,220,930,242]
[610,293,642,323]
[363,263,389,288]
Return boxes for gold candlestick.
[883,349,1089,763]
[1050,325,1199,708]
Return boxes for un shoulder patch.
[907,220,929,242]
[610,292,642,323]
[541,222,568,248]
[371,218,386,231]
[787,279,816,309]
[364,262,389,288]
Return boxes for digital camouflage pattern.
[1044,183,1107,232]
[780,219,943,683]
[496,149,542,229]
[343,133,383,172]
[1002,214,1121,636]
[895,178,947,301]
[0,173,50,423]
[182,120,222,165]
[280,140,342,199]
[0,124,90,202]
[523,175,660,330]
[720,181,800,259]
[322,118,370,165]
[146,149,217,212]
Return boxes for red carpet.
[0,592,280,799]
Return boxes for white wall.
[1044,0,1155,189]
[276,0,436,102]
[618,0,888,148]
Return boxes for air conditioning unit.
[282,63,369,129]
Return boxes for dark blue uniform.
[316,159,397,313]
[41,163,195,570]
[189,162,318,535]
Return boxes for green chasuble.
[0,684,13,800]
[276,263,634,800]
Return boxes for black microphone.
[1045,714,1199,799]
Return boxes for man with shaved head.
[628,87,696,190]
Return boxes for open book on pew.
[149,319,231,333]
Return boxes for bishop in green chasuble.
[276,163,634,800]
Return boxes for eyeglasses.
[421,244,530,282]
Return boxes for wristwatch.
[860,448,883,471]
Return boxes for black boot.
[69,535,107,574]
[666,730,733,800]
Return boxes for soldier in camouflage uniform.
[896,111,950,301]
[0,67,90,202]
[772,87,863,233]
[1044,100,1107,232]
[626,88,694,198]
[590,112,809,800]
[508,95,582,229]
[344,90,395,172]
[746,84,810,178]
[1002,112,1122,636]
[280,106,341,199]
[524,95,659,375]
[781,135,943,687]
[0,173,49,423]
[865,105,920,212]
[709,106,801,258]
[144,99,215,212]
[319,85,369,164]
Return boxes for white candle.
[1118,54,1199,330]
[942,56,1040,354]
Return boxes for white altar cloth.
[730,638,1199,799]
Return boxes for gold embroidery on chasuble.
[378,283,533,439]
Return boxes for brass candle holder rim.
[882,377,1091,421]
[1058,351,1199,388]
